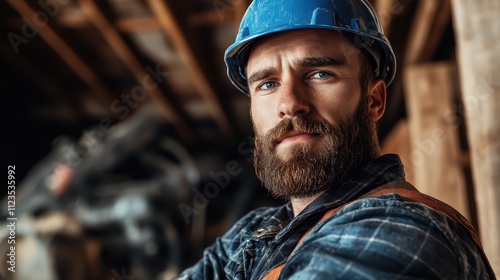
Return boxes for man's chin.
[266,181,330,200]
[275,142,319,161]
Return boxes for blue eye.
[311,72,332,79]
[259,81,277,90]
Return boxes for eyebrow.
[247,68,276,85]
[299,56,346,68]
[246,56,347,85]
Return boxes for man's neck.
[290,192,324,217]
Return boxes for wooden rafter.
[114,17,160,32]
[189,10,234,26]
[452,0,500,274]
[56,12,162,33]
[404,62,470,219]
[54,7,89,29]
[404,0,450,64]
[188,0,250,28]
[420,0,451,61]
[6,0,115,107]
[146,0,235,140]
[234,0,250,30]
[77,0,194,140]
[375,0,395,37]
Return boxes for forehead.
[247,29,361,69]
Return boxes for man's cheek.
[252,122,267,139]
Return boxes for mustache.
[266,116,334,145]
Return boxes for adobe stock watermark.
[50,64,170,170]
[400,73,497,174]
[7,0,71,54]
[178,136,254,224]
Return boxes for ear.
[367,79,387,122]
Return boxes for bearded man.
[177,0,495,279]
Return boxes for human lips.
[275,131,319,145]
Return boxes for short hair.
[359,49,375,94]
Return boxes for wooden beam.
[6,0,114,107]
[189,0,250,28]
[114,17,160,32]
[147,0,234,140]
[33,4,163,33]
[77,0,194,140]
[189,10,234,26]
[380,120,414,184]
[56,12,162,33]
[375,0,395,37]
[421,0,451,61]
[234,0,250,29]
[404,0,449,64]
[54,8,90,29]
[403,62,470,219]
[451,0,500,274]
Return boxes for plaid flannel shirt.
[177,154,494,279]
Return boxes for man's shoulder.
[306,179,480,255]
[287,192,491,279]
[329,180,473,234]
[330,189,469,234]
[314,188,489,275]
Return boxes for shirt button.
[252,228,267,238]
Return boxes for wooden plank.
[56,11,161,33]
[6,0,115,107]
[403,62,470,219]
[375,0,395,37]
[54,7,89,29]
[77,0,194,141]
[234,0,250,29]
[420,0,451,61]
[189,10,235,26]
[380,120,414,184]
[146,0,235,140]
[189,0,249,27]
[404,0,445,64]
[114,17,160,32]
[451,0,500,274]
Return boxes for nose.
[277,80,311,119]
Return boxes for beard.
[252,94,379,200]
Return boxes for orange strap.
[261,207,339,280]
[261,181,486,280]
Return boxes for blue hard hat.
[224,0,397,95]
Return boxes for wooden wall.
[381,0,499,275]
[452,0,500,275]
